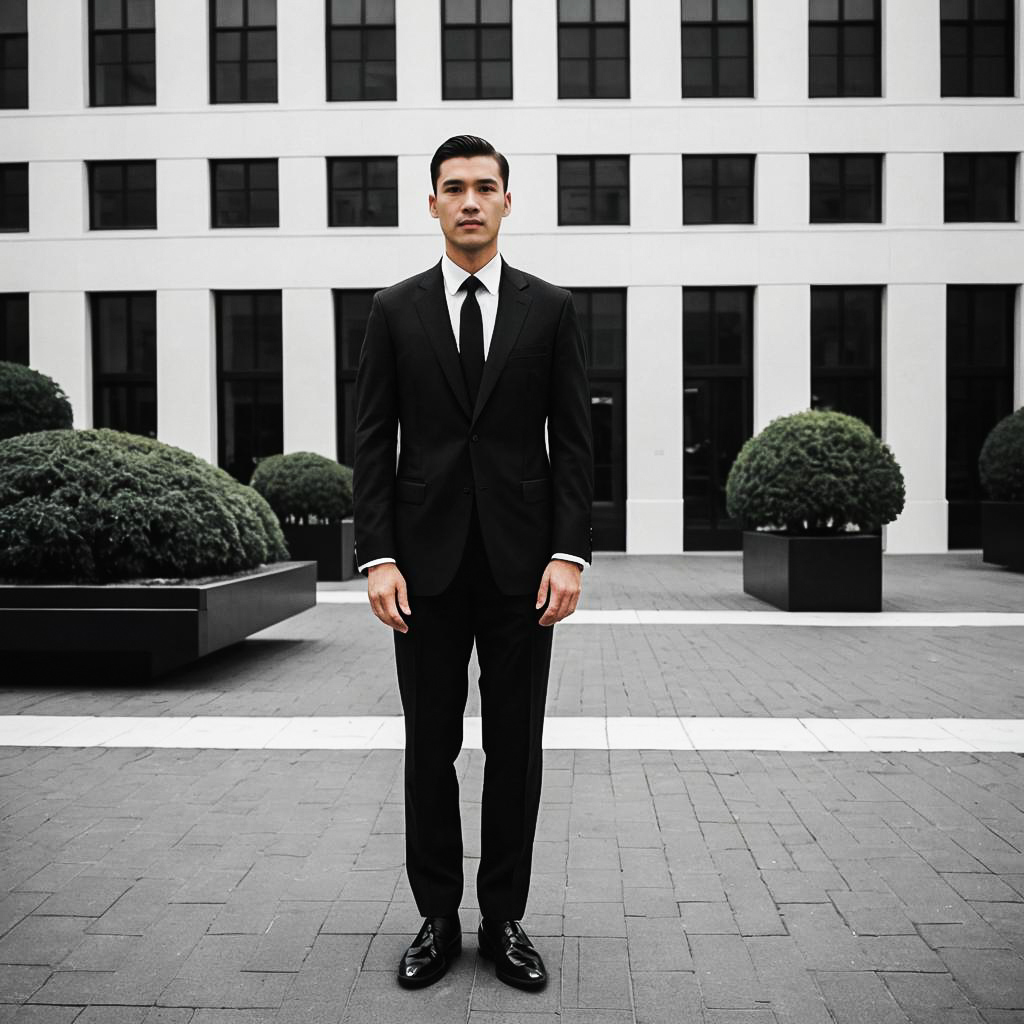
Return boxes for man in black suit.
[353,134,594,991]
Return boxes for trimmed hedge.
[0,428,289,583]
[250,451,353,525]
[0,361,73,441]
[979,407,1024,502]
[725,409,905,534]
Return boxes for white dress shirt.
[357,250,587,573]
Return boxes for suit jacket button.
[471,434,480,442]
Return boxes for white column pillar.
[628,286,683,554]
[755,0,806,102]
[31,292,90,428]
[159,158,209,235]
[632,155,682,231]
[884,284,948,553]
[28,0,86,111]
[283,288,336,458]
[156,0,208,108]
[514,0,557,104]
[278,0,324,107]
[396,0,439,106]
[632,0,679,103]
[29,162,87,237]
[756,154,807,230]
[885,153,943,227]
[884,0,940,100]
[157,290,217,463]
[754,285,810,432]
[279,157,325,234]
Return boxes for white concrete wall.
[2,1,1023,553]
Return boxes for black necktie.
[459,275,485,407]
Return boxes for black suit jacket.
[352,257,595,596]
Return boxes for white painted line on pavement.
[1,716,1023,752]
[314,594,1024,626]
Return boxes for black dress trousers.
[393,496,555,921]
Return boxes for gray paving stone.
[0,964,49,1002]
[939,947,1024,1010]
[883,971,985,1024]
[0,916,91,968]
[815,971,912,1024]
[631,970,701,1024]
[690,934,767,1010]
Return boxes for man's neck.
[444,242,498,276]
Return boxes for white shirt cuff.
[358,557,397,572]
[552,552,586,568]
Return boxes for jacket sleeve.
[353,291,398,569]
[548,291,595,563]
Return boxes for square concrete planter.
[281,518,356,581]
[0,560,317,680]
[742,531,883,612]
[981,501,1024,570]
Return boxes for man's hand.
[536,559,582,626]
[367,563,411,633]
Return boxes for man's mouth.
[460,221,482,227]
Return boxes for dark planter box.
[982,501,1024,570]
[281,519,355,582]
[742,531,883,612]
[0,560,316,680]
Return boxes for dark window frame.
[327,156,399,227]
[0,292,29,364]
[441,0,513,100]
[557,0,630,100]
[325,0,397,101]
[90,290,158,438]
[88,0,156,107]
[680,0,754,99]
[0,162,28,232]
[808,0,882,98]
[557,155,630,226]
[809,153,883,223]
[944,152,1017,222]
[87,160,158,230]
[210,0,278,104]
[682,154,755,224]
[210,158,280,228]
[941,0,1015,97]
[333,288,377,466]
[215,289,284,483]
[0,0,28,109]
[810,284,883,436]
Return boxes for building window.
[0,294,29,364]
[211,159,279,228]
[327,0,396,101]
[91,293,157,437]
[89,0,155,107]
[558,156,629,225]
[0,163,28,233]
[945,153,1017,222]
[211,0,277,104]
[809,154,882,223]
[88,161,157,230]
[558,0,629,99]
[0,0,27,109]
[442,0,512,100]
[680,0,753,99]
[683,155,754,224]
[809,0,881,98]
[810,286,882,436]
[216,291,283,483]
[947,285,1017,547]
[941,0,1014,97]
[333,289,375,466]
[327,157,398,226]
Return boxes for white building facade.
[1,0,1022,554]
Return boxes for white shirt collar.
[441,250,502,297]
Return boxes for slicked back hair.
[430,134,509,195]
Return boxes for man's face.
[429,154,511,254]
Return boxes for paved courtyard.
[1,553,1023,1023]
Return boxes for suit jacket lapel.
[414,261,472,420]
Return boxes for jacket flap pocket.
[509,344,548,360]
[522,477,551,503]
[396,479,426,504]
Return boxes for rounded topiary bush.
[250,451,353,525]
[0,428,289,583]
[0,361,74,441]
[726,409,905,534]
[979,407,1024,502]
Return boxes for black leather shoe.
[478,919,547,990]
[396,916,462,989]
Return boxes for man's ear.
[428,194,438,218]
[502,191,511,217]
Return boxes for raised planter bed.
[981,501,1024,571]
[281,519,356,582]
[742,531,883,612]
[0,560,317,680]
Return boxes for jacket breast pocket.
[509,345,548,361]
[522,478,551,503]
[396,479,426,504]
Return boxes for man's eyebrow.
[441,177,500,187]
